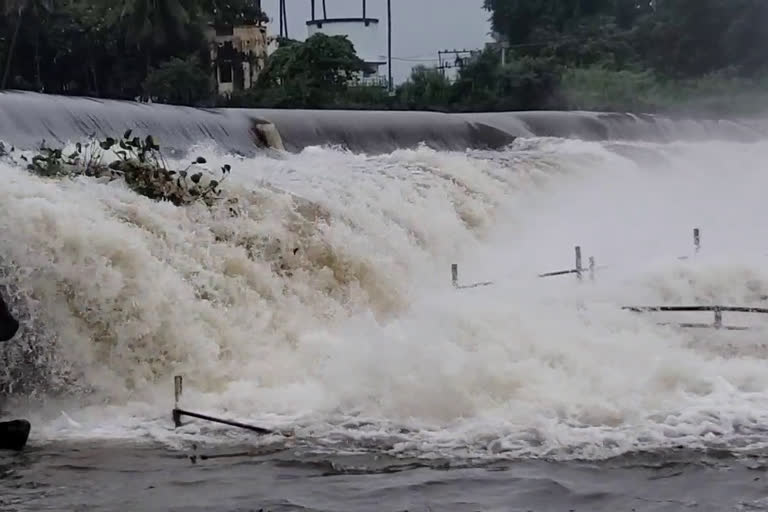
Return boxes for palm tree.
[115,0,193,74]
[1,0,53,89]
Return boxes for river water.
[2,126,768,510]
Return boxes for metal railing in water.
[449,228,768,331]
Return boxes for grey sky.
[260,0,492,83]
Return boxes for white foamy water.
[3,136,768,461]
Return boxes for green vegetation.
[2,0,768,115]
[474,0,768,115]
[1,131,231,206]
[227,33,366,108]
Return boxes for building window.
[220,63,233,83]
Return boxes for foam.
[3,136,768,461]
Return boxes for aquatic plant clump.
[12,131,232,207]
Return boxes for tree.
[1,0,53,89]
[142,55,212,105]
[256,33,364,107]
[396,66,452,109]
[198,0,268,25]
[113,0,193,73]
[450,50,562,111]
[482,0,616,45]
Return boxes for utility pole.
[278,0,289,38]
[437,49,474,79]
[283,0,289,37]
[387,0,392,92]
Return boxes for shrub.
[20,131,231,207]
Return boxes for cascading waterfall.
[2,95,768,462]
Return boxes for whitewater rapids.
[2,136,768,463]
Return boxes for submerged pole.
[173,375,183,427]
[174,408,276,435]
[694,227,700,254]
[575,246,583,281]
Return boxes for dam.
[0,90,765,154]
[2,90,768,511]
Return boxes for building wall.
[206,23,269,96]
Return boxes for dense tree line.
[0,0,263,100]
[463,0,768,113]
[2,0,768,114]
[381,0,768,114]
[483,0,768,77]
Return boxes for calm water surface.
[1,441,767,511]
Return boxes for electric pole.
[387,0,392,92]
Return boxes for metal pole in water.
[173,375,183,427]
[451,264,458,288]
[694,228,700,254]
[174,375,183,408]
[575,246,583,281]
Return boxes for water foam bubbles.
[3,136,768,462]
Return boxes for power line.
[391,57,439,62]
[437,49,475,76]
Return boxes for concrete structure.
[205,20,269,97]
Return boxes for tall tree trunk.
[87,45,99,95]
[1,7,25,89]
[145,48,152,99]
[90,61,99,96]
[34,30,41,91]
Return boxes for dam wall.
[1,91,766,155]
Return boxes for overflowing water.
[2,128,768,477]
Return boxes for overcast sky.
[260,0,492,83]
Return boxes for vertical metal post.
[174,375,183,408]
[362,0,366,19]
[173,375,183,428]
[714,308,722,329]
[282,0,289,38]
[451,264,458,288]
[387,0,392,92]
[322,0,327,19]
[693,228,700,254]
[575,246,583,281]
[311,0,315,21]
[589,256,595,282]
